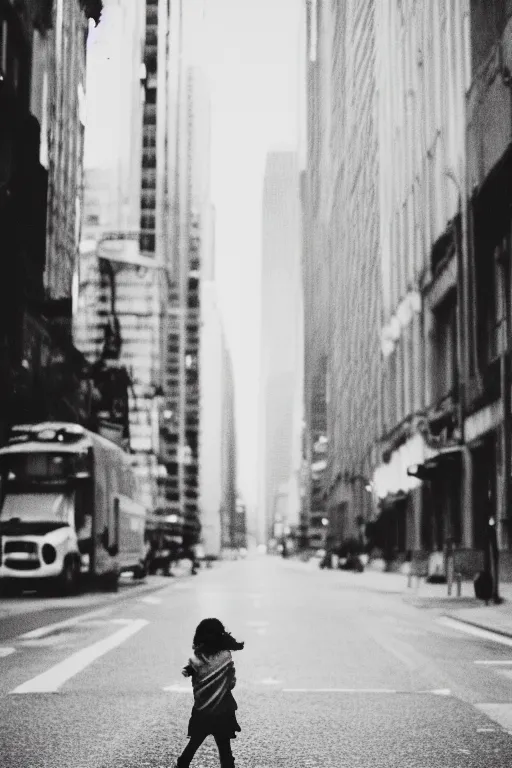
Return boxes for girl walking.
[175,618,244,768]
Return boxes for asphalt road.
[2,557,512,767]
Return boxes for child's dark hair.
[193,618,244,654]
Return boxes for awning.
[407,445,462,480]
[379,491,408,510]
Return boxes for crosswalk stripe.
[18,606,113,640]
[10,619,148,694]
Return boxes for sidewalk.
[284,556,512,640]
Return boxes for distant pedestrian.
[175,618,244,768]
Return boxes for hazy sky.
[204,0,303,507]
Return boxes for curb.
[0,571,192,622]
[443,613,512,641]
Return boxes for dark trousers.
[177,733,234,768]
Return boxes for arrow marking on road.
[10,619,148,694]
[0,647,15,657]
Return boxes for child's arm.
[227,657,237,689]
[182,660,194,678]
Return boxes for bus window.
[74,478,93,542]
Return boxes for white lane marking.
[475,660,512,665]
[18,606,113,640]
[477,727,496,732]
[475,703,512,733]
[163,684,191,692]
[457,749,471,755]
[283,688,398,693]
[10,618,148,694]
[258,677,282,685]
[140,596,162,605]
[20,636,65,648]
[438,617,512,647]
[281,688,451,695]
[0,647,15,658]
[109,618,136,625]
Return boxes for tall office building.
[258,151,303,546]
[301,0,382,551]
[140,0,212,546]
[199,206,238,557]
[0,1,100,442]
[74,0,161,509]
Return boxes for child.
[175,618,244,768]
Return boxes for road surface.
[1,557,512,766]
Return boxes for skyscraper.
[258,151,303,546]
[75,0,159,508]
[75,0,213,531]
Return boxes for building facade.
[198,285,237,557]
[302,1,330,550]
[0,0,101,444]
[372,1,470,565]
[74,0,162,510]
[301,0,381,552]
[463,0,512,582]
[221,350,238,550]
[323,0,381,549]
[141,0,211,547]
[258,151,303,547]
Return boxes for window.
[492,237,511,358]
[433,292,458,403]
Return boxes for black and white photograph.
[2,1,512,766]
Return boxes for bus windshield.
[0,493,70,525]
[0,451,91,490]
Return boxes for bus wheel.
[59,557,80,596]
[133,564,146,580]
[102,570,119,592]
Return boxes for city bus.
[0,422,147,595]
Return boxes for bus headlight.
[42,544,57,565]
